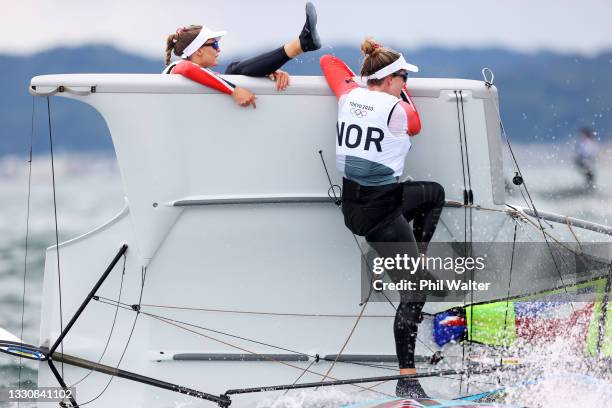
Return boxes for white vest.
[336,88,411,184]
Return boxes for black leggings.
[224,46,290,77]
[342,178,445,368]
[393,302,425,368]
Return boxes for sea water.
[1,144,611,407]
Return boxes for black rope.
[460,93,476,373]
[493,103,576,312]
[349,233,396,310]
[459,91,474,248]
[75,265,146,407]
[454,90,470,395]
[76,308,140,407]
[284,356,318,396]
[454,91,468,205]
[18,96,36,403]
[69,254,127,388]
[500,223,518,367]
[459,91,473,204]
[318,150,341,205]
[502,132,575,313]
[47,96,65,378]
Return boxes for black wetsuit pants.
[224,47,291,77]
[342,178,445,368]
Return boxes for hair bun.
[361,37,383,56]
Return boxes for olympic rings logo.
[350,107,368,118]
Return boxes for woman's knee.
[224,61,241,75]
[428,182,445,205]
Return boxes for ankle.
[284,40,303,58]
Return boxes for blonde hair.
[165,25,202,66]
[360,37,401,85]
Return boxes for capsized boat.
[1,70,610,407]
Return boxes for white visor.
[181,26,227,58]
[363,54,419,80]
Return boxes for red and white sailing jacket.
[163,60,236,95]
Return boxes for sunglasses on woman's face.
[202,39,220,51]
[392,71,408,82]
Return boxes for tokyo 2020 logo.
[350,107,368,118]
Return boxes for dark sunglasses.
[392,71,408,82]
[201,39,220,51]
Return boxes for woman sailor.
[320,38,445,399]
[164,2,320,108]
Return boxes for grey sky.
[3,0,612,59]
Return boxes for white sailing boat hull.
[29,74,612,407]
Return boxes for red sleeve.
[399,85,422,136]
[319,54,359,100]
[172,60,235,95]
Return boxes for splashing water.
[255,387,377,408]
[501,315,612,408]
[505,372,612,408]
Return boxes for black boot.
[396,378,428,399]
[299,2,321,52]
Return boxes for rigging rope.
[96,298,513,399]
[454,90,469,206]
[459,90,474,207]
[454,89,474,395]
[565,217,585,252]
[483,79,577,315]
[142,303,526,399]
[95,297,511,399]
[93,266,536,401]
[318,302,368,384]
[500,223,518,368]
[459,89,475,396]
[75,265,147,407]
[18,96,36,405]
[318,150,341,205]
[507,204,610,275]
[47,96,65,378]
[68,254,127,388]
[284,357,318,396]
[137,304,395,318]
[139,307,394,397]
[95,297,400,374]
